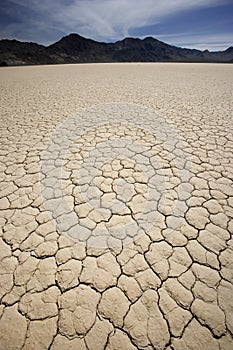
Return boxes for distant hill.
[0,33,232,66]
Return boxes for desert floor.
[0,63,233,349]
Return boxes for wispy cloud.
[155,32,233,51]
[0,0,232,49]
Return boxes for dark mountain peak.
[124,37,141,41]
[116,37,141,44]
[0,38,44,47]
[118,36,161,44]
[1,38,17,43]
[225,46,233,53]
[50,33,92,46]
[67,33,85,39]
[143,36,160,43]
[61,33,96,43]
[142,36,176,51]
[0,38,45,57]
[48,32,105,57]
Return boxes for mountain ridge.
[0,33,232,66]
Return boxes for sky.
[0,0,233,51]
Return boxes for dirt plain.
[0,63,233,349]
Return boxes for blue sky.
[0,0,232,51]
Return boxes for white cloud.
[155,32,233,51]
[52,0,231,41]
[1,0,231,50]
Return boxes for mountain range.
[0,33,232,66]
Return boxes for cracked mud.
[0,63,233,349]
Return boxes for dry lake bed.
[0,63,233,349]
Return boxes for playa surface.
[0,63,233,349]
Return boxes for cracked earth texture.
[0,63,233,350]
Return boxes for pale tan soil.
[0,63,233,349]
